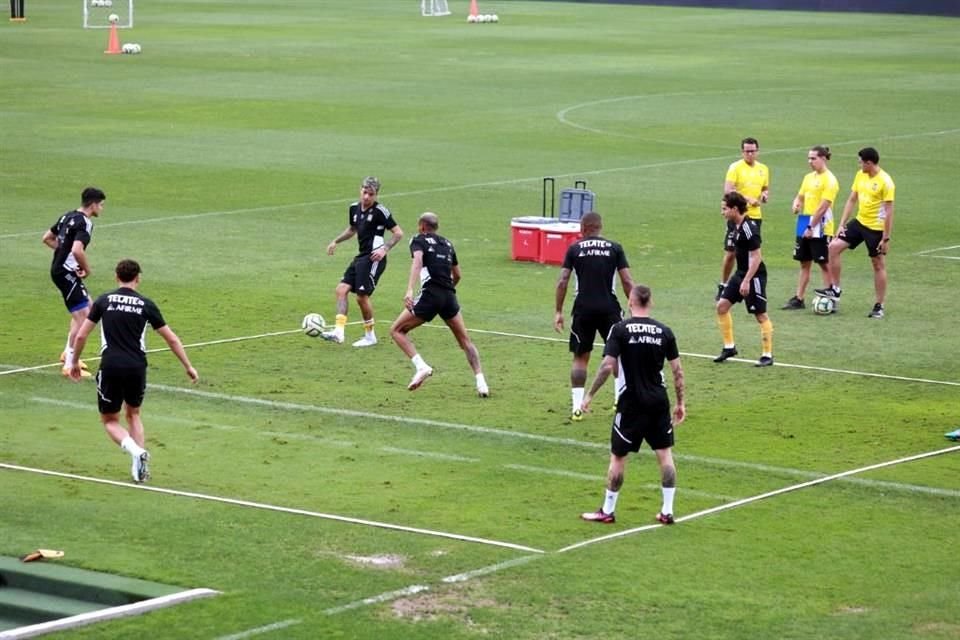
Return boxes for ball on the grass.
[812,295,837,315]
[467,14,477,23]
[302,313,326,337]
[108,13,119,23]
[492,14,499,22]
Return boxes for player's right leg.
[322,281,353,343]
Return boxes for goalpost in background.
[421,0,450,16]
[83,0,133,28]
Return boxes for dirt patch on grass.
[389,583,501,629]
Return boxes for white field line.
[27,394,959,499]
[0,588,219,640]
[4,127,958,242]
[323,585,430,615]
[213,619,302,640]
[921,255,960,261]
[915,244,960,255]
[17,388,960,499]
[0,463,544,555]
[557,444,960,553]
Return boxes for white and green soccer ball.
[812,295,837,315]
[301,313,326,337]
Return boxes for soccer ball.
[467,14,477,23]
[492,14,499,22]
[302,313,326,337]
[812,295,837,316]
[108,13,120,23]
[122,43,141,54]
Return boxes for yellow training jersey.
[852,169,895,231]
[798,169,840,236]
[725,159,770,219]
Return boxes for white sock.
[120,436,145,458]
[365,320,375,339]
[475,373,487,387]
[661,487,676,515]
[63,346,75,368]
[602,489,619,515]
[411,354,428,371]
[572,387,585,412]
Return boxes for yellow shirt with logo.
[798,169,839,236]
[725,159,770,220]
[852,169,895,231]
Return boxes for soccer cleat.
[814,285,841,299]
[320,330,344,344]
[713,347,738,363]
[867,303,884,319]
[781,296,805,310]
[755,356,774,367]
[655,512,675,525]
[351,335,378,348]
[477,381,490,398]
[945,428,960,442]
[571,409,584,422]
[132,451,150,483]
[715,282,725,301]
[407,366,433,391]
[581,509,615,524]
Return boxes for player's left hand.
[879,238,890,255]
[553,312,564,333]
[371,247,387,262]
[739,282,749,297]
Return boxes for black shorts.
[837,219,884,257]
[51,271,90,313]
[610,395,674,455]
[96,367,147,415]
[569,311,621,355]
[724,218,761,251]
[721,271,768,315]
[792,236,830,264]
[341,255,386,296]
[412,287,460,322]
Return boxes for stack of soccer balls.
[121,43,142,54]
[467,14,499,23]
[812,295,837,315]
[301,313,326,337]
[90,0,113,6]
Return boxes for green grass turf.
[1,1,959,638]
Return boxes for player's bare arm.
[582,355,616,412]
[404,250,424,310]
[740,248,763,297]
[618,267,634,299]
[554,268,572,332]
[156,325,199,383]
[41,230,58,250]
[669,357,686,426]
[327,226,357,255]
[72,241,91,278]
[372,224,404,262]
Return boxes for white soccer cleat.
[351,336,378,348]
[477,381,490,398]
[408,367,433,391]
[320,330,344,344]
[132,451,150,483]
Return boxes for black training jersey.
[562,236,629,314]
[410,232,458,292]
[603,316,679,406]
[349,201,397,256]
[49,210,93,276]
[734,219,766,276]
[87,287,166,369]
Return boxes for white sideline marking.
[380,446,479,462]
[556,444,960,553]
[214,619,302,640]
[10,389,960,500]
[922,255,960,261]
[0,463,544,554]
[916,244,960,255]
[441,554,542,583]
[4,126,957,242]
[323,585,430,615]
[503,464,738,501]
[0,588,219,640]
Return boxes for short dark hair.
[81,187,106,207]
[858,147,880,164]
[741,137,759,149]
[580,211,602,232]
[418,211,439,231]
[631,284,652,308]
[811,145,831,160]
[115,259,141,283]
[723,192,748,214]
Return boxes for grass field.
[2,1,959,638]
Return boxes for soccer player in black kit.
[580,285,686,525]
[42,187,106,378]
[554,212,633,421]
[322,176,404,347]
[70,259,199,483]
[390,212,489,397]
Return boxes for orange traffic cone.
[468,0,479,18]
[104,22,121,55]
